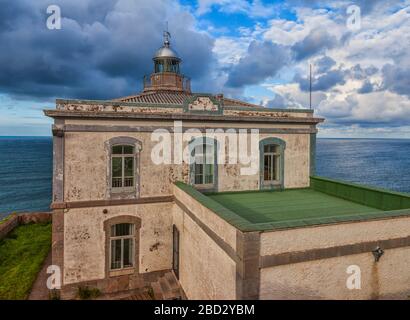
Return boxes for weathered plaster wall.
[64,132,190,201]
[260,216,410,256]
[63,126,311,201]
[260,247,410,300]
[262,133,310,190]
[173,186,238,250]
[259,216,410,299]
[63,202,173,284]
[173,187,237,299]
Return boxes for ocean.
[0,137,409,219]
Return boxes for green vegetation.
[147,286,155,300]
[0,223,51,300]
[77,286,101,300]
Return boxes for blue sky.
[0,0,409,138]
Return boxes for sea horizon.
[0,137,409,219]
[1,136,410,140]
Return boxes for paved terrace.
[175,177,410,231]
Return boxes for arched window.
[263,144,280,182]
[104,216,141,276]
[189,137,218,191]
[105,137,142,199]
[110,223,135,270]
[111,145,135,189]
[260,138,286,190]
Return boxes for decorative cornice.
[44,110,325,125]
[58,124,318,134]
[54,98,315,113]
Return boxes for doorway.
[172,225,180,279]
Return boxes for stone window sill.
[109,267,135,278]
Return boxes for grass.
[0,223,51,300]
[208,188,382,224]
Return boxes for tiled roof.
[117,91,190,105]
[116,90,262,108]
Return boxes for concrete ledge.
[51,196,174,209]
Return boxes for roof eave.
[43,109,325,125]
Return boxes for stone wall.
[0,215,19,240]
[0,212,51,240]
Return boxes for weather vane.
[163,21,171,46]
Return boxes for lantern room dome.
[143,28,190,93]
[153,30,181,61]
[154,46,180,61]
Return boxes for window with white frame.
[111,145,135,190]
[193,143,214,185]
[110,223,134,270]
[263,144,280,183]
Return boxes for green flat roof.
[175,178,410,231]
[208,189,381,225]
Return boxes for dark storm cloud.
[224,27,338,89]
[0,0,214,100]
[315,56,336,74]
[358,80,374,94]
[226,41,289,88]
[382,64,410,97]
[348,64,378,80]
[266,94,286,108]
[296,69,346,92]
[292,28,337,61]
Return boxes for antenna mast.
[309,63,312,110]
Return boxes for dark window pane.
[123,239,133,268]
[112,157,123,188]
[264,155,272,181]
[111,239,122,269]
[112,223,133,237]
[112,157,122,178]
[123,146,134,154]
[273,156,278,180]
[205,164,214,184]
[112,146,123,154]
[195,174,202,184]
[264,144,276,153]
[124,157,134,177]
[195,164,203,174]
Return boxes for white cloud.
[253,2,410,137]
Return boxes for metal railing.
[143,73,191,92]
